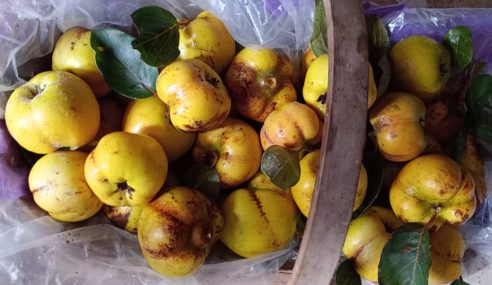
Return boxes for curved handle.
[289,0,368,284]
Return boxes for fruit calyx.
[117,181,135,199]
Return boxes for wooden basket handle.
[289,0,368,284]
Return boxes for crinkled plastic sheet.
[0,0,313,284]
[363,3,492,284]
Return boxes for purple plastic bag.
[364,2,492,72]
[0,120,30,201]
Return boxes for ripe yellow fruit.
[52,27,111,97]
[369,92,427,162]
[193,118,262,188]
[428,225,466,284]
[29,151,102,222]
[390,154,476,229]
[225,47,297,122]
[84,132,168,207]
[123,96,196,161]
[260,102,323,151]
[179,11,235,74]
[292,149,368,217]
[303,53,378,118]
[156,59,231,132]
[390,35,451,100]
[5,71,100,154]
[220,188,297,257]
[138,186,223,277]
[342,207,403,282]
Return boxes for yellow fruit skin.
[390,154,476,229]
[52,27,111,97]
[123,96,196,161]
[429,225,465,284]
[369,92,427,162]
[368,64,377,109]
[342,207,403,282]
[390,35,451,100]
[5,71,100,154]
[303,53,377,116]
[179,11,235,74]
[193,118,262,188]
[84,132,168,207]
[354,164,368,211]
[260,102,323,151]
[291,150,320,217]
[292,150,368,217]
[138,187,223,277]
[247,171,284,191]
[29,151,102,222]
[303,54,328,118]
[302,48,317,78]
[220,188,297,258]
[103,205,144,233]
[156,59,231,132]
[225,48,297,122]
[460,134,487,204]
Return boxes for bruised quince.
[225,47,297,122]
[138,186,223,277]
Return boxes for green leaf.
[261,145,300,189]
[450,278,470,285]
[311,0,328,56]
[444,26,473,69]
[352,152,384,219]
[376,55,391,98]
[466,74,492,144]
[131,6,180,67]
[366,16,390,63]
[91,28,158,99]
[184,164,221,200]
[379,224,431,285]
[336,259,361,285]
[451,120,469,161]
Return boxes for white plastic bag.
[0,0,313,284]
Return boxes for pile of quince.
[2,9,368,277]
[341,33,487,285]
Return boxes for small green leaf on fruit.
[336,259,361,285]
[444,26,473,69]
[352,152,383,219]
[379,223,431,285]
[311,0,328,57]
[261,145,300,189]
[91,28,158,99]
[450,278,470,285]
[131,6,180,67]
[184,164,221,200]
[465,74,492,144]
